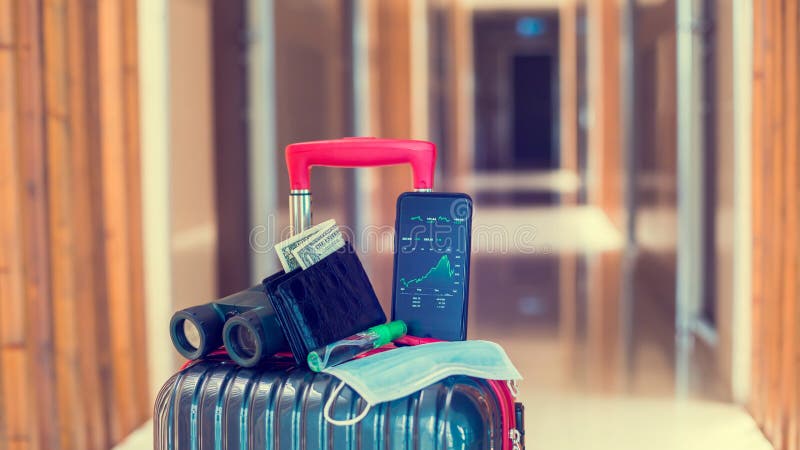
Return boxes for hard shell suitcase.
[154,139,525,450]
[155,358,509,449]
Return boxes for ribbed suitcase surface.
[154,360,504,449]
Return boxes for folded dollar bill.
[291,223,346,270]
[274,219,338,272]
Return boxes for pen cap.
[369,320,407,347]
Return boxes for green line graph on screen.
[398,254,462,296]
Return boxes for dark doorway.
[512,54,554,169]
[473,11,559,172]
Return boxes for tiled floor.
[458,171,771,450]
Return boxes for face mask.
[322,340,522,426]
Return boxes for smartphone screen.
[392,192,472,341]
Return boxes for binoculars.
[170,284,288,367]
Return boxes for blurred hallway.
[462,171,770,449]
[4,0,800,449]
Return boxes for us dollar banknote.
[291,224,346,269]
[274,219,337,272]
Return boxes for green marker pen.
[307,320,407,372]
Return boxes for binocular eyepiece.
[170,285,288,367]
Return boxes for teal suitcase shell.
[154,359,509,449]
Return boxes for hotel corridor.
[5,0,800,449]
[460,171,771,450]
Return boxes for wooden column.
[559,0,579,180]
[750,1,800,449]
[584,0,625,393]
[558,0,580,367]
[0,2,45,448]
[779,1,799,448]
[367,0,413,224]
[447,0,473,181]
[0,0,149,448]
[15,0,59,447]
[587,0,623,225]
[750,0,766,429]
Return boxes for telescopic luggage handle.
[285,137,437,234]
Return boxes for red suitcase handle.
[285,137,436,191]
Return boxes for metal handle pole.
[289,189,311,236]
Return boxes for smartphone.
[391,192,473,341]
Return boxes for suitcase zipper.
[487,379,517,450]
[509,429,522,450]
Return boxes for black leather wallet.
[263,241,386,365]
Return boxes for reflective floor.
[459,171,770,450]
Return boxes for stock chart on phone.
[395,196,470,313]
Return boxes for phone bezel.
[391,191,473,341]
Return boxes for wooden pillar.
[586,0,623,225]
[750,0,766,429]
[584,0,624,393]
[0,0,149,447]
[0,1,46,447]
[780,2,799,448]
[368,0,414,221]
[559,0,579,182]
[15,0,59,447]
[558,0,580,365]
[448,0,474,181]
[750,0,800,448]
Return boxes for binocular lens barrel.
[223,307,287,368]
[232,324,258,358]
[170,305,224,360]
[223,314,265,367]
[182,320,203,350]
[171,285,288,366]
[224,319,262,366]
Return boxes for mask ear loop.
[324,381,372,426]
[507,379,519,398]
